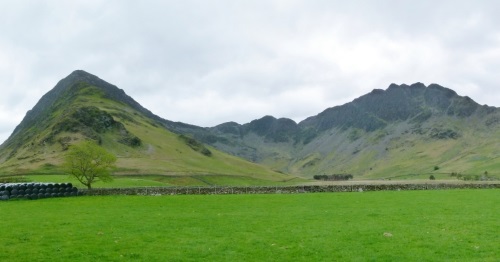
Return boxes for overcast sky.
[1,0,499,144]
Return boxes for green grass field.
[1,189,498,261]
[15,174,305,188]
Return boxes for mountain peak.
[299,82,491,133]
[410,82,426,89]
[388,82,426,90]
[3,70,161,148]
[68,69,94,77]
[57,70,106,90]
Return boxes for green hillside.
[0,71,294,184]
[291,117,500,179]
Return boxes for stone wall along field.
[82,182,499,196]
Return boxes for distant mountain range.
[165,80,500,179]
[1,70,498,181]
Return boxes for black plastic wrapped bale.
[10,189,18,196]
[0,182,80,200]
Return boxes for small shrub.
[118,134,142,147]
[313,174,353,181]
[429,175,436,180]
[178,134,212,157]
[201,148,212,156]
[348,129,362,142]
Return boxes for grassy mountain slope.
[0,71,293,183]
[293,116,499,179]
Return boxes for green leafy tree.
[63,140,116,189]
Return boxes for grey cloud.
[0,0,499,143]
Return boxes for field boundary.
[82,182,500,196]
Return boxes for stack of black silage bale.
[0,182,79,201]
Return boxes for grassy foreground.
[1,189,498,261]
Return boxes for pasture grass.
[1,189,498,261]
[22,174,306,188]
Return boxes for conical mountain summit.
[0,70,290,183]
[7,70,155,143]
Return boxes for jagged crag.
[176,83,500,178]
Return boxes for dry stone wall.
[82,183,499,196]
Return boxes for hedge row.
[83,182,500,196]
[0,182,80,201]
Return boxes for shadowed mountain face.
[207,82,495,140]
[193,82,500,178]
[299,82,490,132]
[1,70,498,179]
